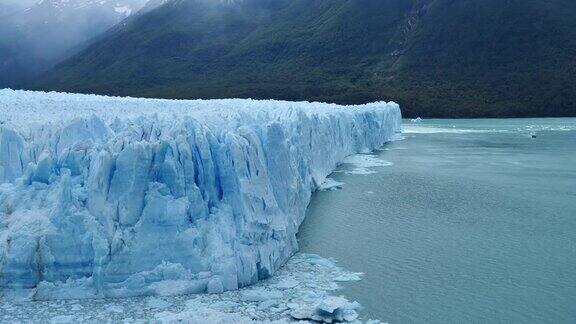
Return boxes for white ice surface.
[0,89,401,300]
[340,154,394,175]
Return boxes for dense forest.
[31,0,576,118]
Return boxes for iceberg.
[0,89,401,299]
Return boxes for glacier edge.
[0,89,402,300]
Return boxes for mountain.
[31,0,576,117]
[0,0,153,88]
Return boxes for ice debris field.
[0,89,401,318]
[1,253,380,323]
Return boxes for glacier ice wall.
[0,89,401,299]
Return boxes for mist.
[1,0,37,4]
[0,0,150,88]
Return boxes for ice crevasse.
[0,89,402,299]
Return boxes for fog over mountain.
[1,0,37,5]
[0,0,154,88]
[0,0,37,14]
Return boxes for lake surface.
[298,119,576,323]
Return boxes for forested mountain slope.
[32,0,576,117]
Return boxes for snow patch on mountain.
[32,0,148,14]
[0,89,401,300]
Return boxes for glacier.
[0,89,401,300]
[0,253,379,323]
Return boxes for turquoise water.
[298,119,576,323]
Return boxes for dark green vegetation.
[32,0,576,117]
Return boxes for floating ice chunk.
[289,296,361,323]
[318,177,345,191]
[274,278,299,290]
[333,272,363,282]
[341,154,393,175]
[104,304,124,313]
[150,279,205,296]
[305,254,337,268]
[50,315,75,324]
[146,297,172,310]
[70,304,83,311]
[155,309,258,324]
[258,299,280,310]
[240,288,283,302]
